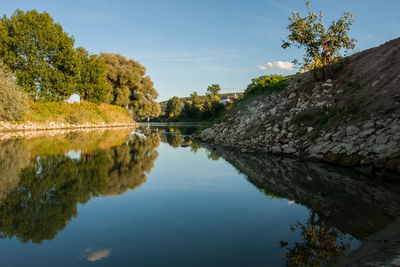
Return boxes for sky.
[2,0,400,101]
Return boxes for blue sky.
[2,0,400,101]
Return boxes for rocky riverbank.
[0,121,137,133]
[195,38,400,175]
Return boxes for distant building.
[221,93,241,105]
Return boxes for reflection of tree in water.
[281,213,351,266]
[104,134,160,195]
[0,140,31,201]
[0,134,160,243]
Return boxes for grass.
[23,100,133,124]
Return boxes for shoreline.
[0,121,137,133]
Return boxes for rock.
[376,135,390,145]
[307,127,314,133]
[269,107,277,116]
[281,144,296,154]
[321,83,333,89]
[359,128,375,138]
[271,145,282,153]
[346,125,359,135]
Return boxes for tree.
[0,62,27,121]
[76,47,111,104]
[165,96,182,118]
[282,0,355,73]
[0,10,79,101]
[100,53,160,117]
[206,84,221,100]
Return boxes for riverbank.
[0,121,137,133]
[195,38,400,175]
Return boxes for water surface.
[0,124,399,266]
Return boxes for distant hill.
[159,92,243,113]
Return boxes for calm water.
[0,123,399,266]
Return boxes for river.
[0,123,399,266]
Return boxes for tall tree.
[165,96,182,118]
[282,0,355,72]
[76,47,111,104]
[206,84,221,101]
[0,9,79,101]
[100,53,160,116]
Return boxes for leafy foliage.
[0,62,27,121]
[245,75,287,96]
[282,0,355,72]
[0,9,79,101]
[206,84,221,101]
[76,47,111,104]
[100,53,160,116]
[165,96,182,118]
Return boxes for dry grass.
[24,100,133,124]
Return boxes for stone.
[375,134,389,145]
[307,127,314,133]
[346,125,359,135]
[269,107,277,116]
[281,144,296,154]
[271,145,282,153]
[359,128,375,138]
[321,83,333,89]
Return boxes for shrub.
[0,63,27,121]
[245,74,287,97]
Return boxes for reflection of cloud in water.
[85,248,112,262]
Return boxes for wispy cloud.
[85,248,112,262]
[366,34,374,39]
[256,61,294,70]
[135,50,244,64]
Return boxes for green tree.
[282,0,355,72]
[206,84,221,101]
[0,9,79,101]
[0,62,27,121]
[76,47,111,104]
[100,53,160,116]
[165,96,182,118]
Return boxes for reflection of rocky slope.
[215,148,400,239]
[0,132,160,243]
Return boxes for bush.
[245,74,287,96]
[0,63,27,121]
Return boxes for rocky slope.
[196,38,400,174]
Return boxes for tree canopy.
[0,9,79,101]
[76,47,111,104]
[165,96,182,118]
[100,53,160,117]
[206,84,221,101]
[282,0,355,71]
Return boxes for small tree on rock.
[282,0,356,76]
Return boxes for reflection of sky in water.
[66,150,81,160]
[84,248,112,262]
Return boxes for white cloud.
[256,61,294,71]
